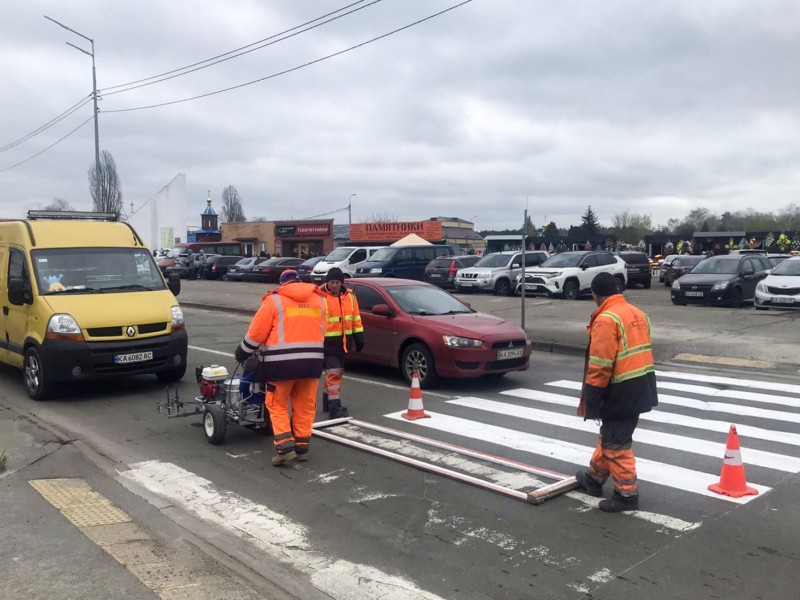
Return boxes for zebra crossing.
[373,369,800,507]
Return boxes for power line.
[0,115,94,174]
[103,0,472,114]
[0,95,92,154]
[302,206,349,220]
[100,0,378,96]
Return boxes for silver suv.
[517,251,626,299]
[454,251,549,296]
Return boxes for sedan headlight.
[757,282,767,293]
[711,281,729,291]
[671,279,680,290]
[442,335,483,348]
[369,268,383,274]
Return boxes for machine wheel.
[156,361,187,383]
[562,280,579,300]
[729,287,743,308]
[615,275,626,293]
[203,405,227,445]
[401,343,439,389]
[494,278,511,297]
[24,347,53,401]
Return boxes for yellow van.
[0,212,188,400]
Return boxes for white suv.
[517,251,627,299]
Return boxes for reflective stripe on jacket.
[236,281,325,381]
[321,286,364,354]
[580,294,658,420]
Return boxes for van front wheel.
[24,347,53,401]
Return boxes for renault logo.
[126,326,136,337]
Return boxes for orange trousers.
[588,416,639,497]
[265,378,319,456]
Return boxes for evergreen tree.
[580,205,600,237]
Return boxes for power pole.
[521,200,528,329]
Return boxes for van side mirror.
[372,303,394,317]
[167,272,181,296]
[8,277,33,305]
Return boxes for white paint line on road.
[119,460,446,600]
[507,384,800,446]
[448,397,800,472]
[656,370,800,396]
[540,381,800,425]
[188,344,234,358]
[339,426,700,533]
[658,381,800,409]
[383,411,770,503]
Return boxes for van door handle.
[2,306,8,316]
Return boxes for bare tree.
[364,211,399,223]
[221,185,246,222]
[611,210,652,244]
[88,150,123,214]
[42,198,74,211]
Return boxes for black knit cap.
[325,267,345,283]
[591,272,620,297]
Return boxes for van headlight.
[442,335,483,348]
[171,305,186,332]
[370,268,383,274]
[711,281,729,291]
[46,314,84,341]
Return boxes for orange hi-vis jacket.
[321,286,364,355]
[236,281,326,381]
[580,294,658,420]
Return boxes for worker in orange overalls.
[576,272,658,512]
[318,267,364,419]
[235,269,326,466]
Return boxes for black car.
[616,251,652,288]
[223,257,261,281]
[246,257,304,283]
[297,256,326,283]
[662,255,705,286]
[423,255,481,289]
[671,254,772,308]
[199,255,246,280]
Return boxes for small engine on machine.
[196,364,242,409]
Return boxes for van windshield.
[475,253,511,268]
[32,248,167,295]
[368,248,398,262]
[325,247,355,261]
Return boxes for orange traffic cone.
[708,425,758,498]
[401,371,430,420]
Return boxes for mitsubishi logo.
[126,326,136,338]
[508,342,514,348]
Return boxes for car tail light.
[212,264,218,271]
[448,260,458,278]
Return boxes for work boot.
[271,450,297,466]
[322,392,330,413]
[575,471,604,497]
[599,492,639,513]
[295,452,309,462]
[328,401,349,419]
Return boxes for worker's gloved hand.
[234,345,249,364]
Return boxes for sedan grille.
[767,286,800,296]
[490,339,527,349]
[678,284,713,292]
[485,357,528,370]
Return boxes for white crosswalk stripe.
[380,370,800,507]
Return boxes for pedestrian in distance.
[318,267,364,419]
[575,272,658,512]
[235,269,326,466]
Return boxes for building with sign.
[349,217,484,254]
[221,219,334,258]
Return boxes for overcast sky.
[2,0,799,232]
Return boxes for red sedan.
[344,278,531,388]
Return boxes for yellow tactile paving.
[28,477,261,599]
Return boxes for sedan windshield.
[689,258,740,275]
[541,253,583,268]
[386,285,473,316]
[474,253,511,268]
[771,259,800,276]
[32,248,166,295]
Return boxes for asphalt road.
[2,304,798,599]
